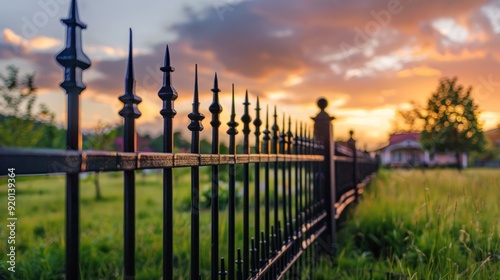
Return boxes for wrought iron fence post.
[56,0,90,278]
[158,45,177,280]
[312,97,336,257]
[241,90,251,279]
[209,73,222,280]
[118,29,142,279]
[227,85,239,280]
[188,64,205,280]
[253,97,262,255]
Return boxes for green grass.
[0,167,292,279]
[323,168,500,279]
[2,168,499,279]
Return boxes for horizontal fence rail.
[0,0,379,279]
[0,151,324,175]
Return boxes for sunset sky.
[1,0,500,149]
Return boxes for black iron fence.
[0,0,378,279]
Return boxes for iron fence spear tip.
[164,45,171,69]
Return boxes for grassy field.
[326,168,500,279]
[1,168,499,279]
[0,167,292,279]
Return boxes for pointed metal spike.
[69,0,80,23]
[295,120,298,137]
[253,96,262,134]
[194,64,199,106]
[266,105,269,128]
[187,64,204,132]
[125,28,134,93]
[62,0,86,28]
[213,72,218,89]
[227,83,239,135]
[231,84,236,116]
[241,89,251,135]
[282,113,285,132]
[165,45,171,69]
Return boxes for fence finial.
[253,97,262,146]
[272,105,279,155]
[119,28,142,120]
[188,64,204,132]
[56,0,90,94]
[279,113,286,153]
[159,45,177,118]
[287,115,293,153]
[209,72,222,128]
[241,89,252,137]
[314,97,335,121]
[227,84,239,136]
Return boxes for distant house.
[377,132,467,168]
[485,125,500,147]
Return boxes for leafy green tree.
[0,65,55,147]
[420,77,487,170]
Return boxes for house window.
[392,151,402,162]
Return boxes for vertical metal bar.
[253,97,262,258]
[307,129,314,280]
[277,221,284,272]
[236,248,243,280]
[219,258,227,280]
[188,64,205,280]
[118,29,142,279]
[270,225,277,277]
[240,90,251,279]
[56,1,90,278]
[250,238,258,276]
[286,116,293,243]
[303,125,310,270]
[262,106,271,257]
[158,45,177,280]
[271,106,279,239]
[305,127,311,223]
[209,73,222,280]
[298,122,304,270]
[260,231,267,267]
[279,114,287,241]
[293,121,299,254]
[226,85,239,280]
[293,121,298,231]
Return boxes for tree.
[84,120,118,200]
[0,65,55,147]
[420,77,487,170]
[391,103,424,133]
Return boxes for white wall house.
[377,133,467,168]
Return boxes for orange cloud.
[397,66,442,78]
[3,28,61,51]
